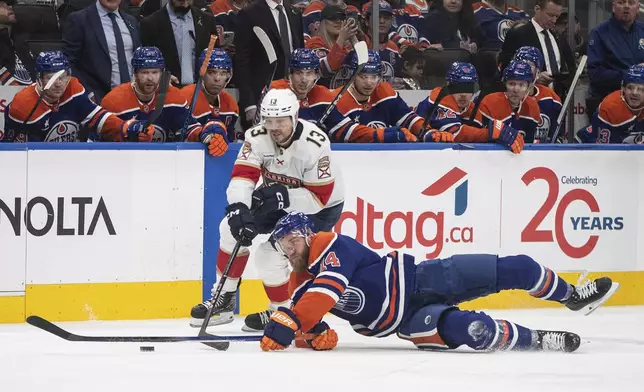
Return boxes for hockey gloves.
[226,202,258,247]
[261,307,301,351]
[488,119,524,154]
[251,184,290,216]
[421,130,455,143]
[305,321,339,351]
[201,120,229,157]
[374,126,418,143]
[121,119,155,142]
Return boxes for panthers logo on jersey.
[45,120,79,142]
[497,19,514,43]
[397,24,419,44]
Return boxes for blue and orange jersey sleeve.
[303,1,325,40]
[66,78,124,140]
[375,83,424,136]
[325,94,378,143]
[292,232,357,333]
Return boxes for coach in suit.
[63,0,141,102]
[499,0,576,97]
[234,0,304,128]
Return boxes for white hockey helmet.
[260,88,299,128]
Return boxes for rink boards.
[1,143,644,323]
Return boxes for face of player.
[353,72,380,97]
[264,116,294,144]
[40,71,71,101]
[98,0,121,12]
[613,0,639,25]
[278,231,310,273]
[0,1,17,25]
[534,1,562,30]
[505,80,530,107]
[443,0,462,13]
[289,69,318,98]
[203,69,230,96]
[623,83,644,110]
[452,93,473,111]
[135,69,162,96]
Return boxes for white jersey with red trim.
[227,119,344,213]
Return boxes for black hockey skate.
[189,291,236,328]
[535,330,581,353]
[563,275,620,315]
[242,309,274,332]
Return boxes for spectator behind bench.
[586,0,644,121]
[140,0,219,87]
[63,0,141,103]
[0,0,34,86]
[234,0,305,129]
[422,0,481,53]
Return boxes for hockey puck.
[140,346,155,352]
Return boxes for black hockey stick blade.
[145,70,172,128]
[26,315,263,344]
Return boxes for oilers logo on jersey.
[330,65,353,89]
[367,120,387,128]
[497,19,513,42]
[45,120,79,142]
[396,24,419,44]
[381,60,396,82]
[150,124,170,142]
[334,286,366,315]
[536,113,550,142]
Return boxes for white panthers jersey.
[227,119,344,214]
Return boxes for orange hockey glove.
[488,119,525,154]
[422,130,455,143]
[201,120,229,157]
[138,124,155,142]
[260,307,300,352]
[307,322,338,351]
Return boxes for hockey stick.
[317,40,369,125]
[252,26,278,125]
[19,69,66,140]
[550,55,587,143]
[127,70,172,142]
[26,315,315,344]
[420,84,450,132]
[197,240,243,351]
[180,34,217,141]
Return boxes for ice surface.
[1,307,643,392]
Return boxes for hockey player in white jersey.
[189,88,345,332]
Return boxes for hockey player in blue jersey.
[2,51,151,143]
[576,64,644,144]
[260,212,620,353]
[513,46,562,142]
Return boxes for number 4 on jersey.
[322,252,341,270]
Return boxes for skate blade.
[241,324,264,333]
[188,313,234,328]
[583,282,620,316]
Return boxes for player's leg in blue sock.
[496,255,572,302]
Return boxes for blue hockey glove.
[374,126,418,143]
[261,307,301,351]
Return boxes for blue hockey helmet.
[290,48,320,71]
[348,49,382,74]
[623,64,644,86]
[446,62,478,94]
[363,0,393,16]
[514,46,545,72]
[198,48,232,71]
[132,46,165,71]
[272,212,315,253]
[503,60,534,83]
[36,51,70,74]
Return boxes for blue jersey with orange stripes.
[472,1,529,49]
[179,84,239,140]
[270,79,334,123]
[1,77,123,142]
[576,90,644,143]
[390,4,429,46]
[100,82,200,142]
[532,84,562,143]
[289,232,416,337]
[325,82,423,142]
[479,91,540,143]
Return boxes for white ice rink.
[1,307,642,392]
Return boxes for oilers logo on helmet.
[45,120,79,142]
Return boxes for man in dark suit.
[140,0,218,86]
[63,0,141,102]
[139,0,209,19]
[499,0,576,97]
[234,0,304,129]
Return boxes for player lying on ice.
[260,212,620,353]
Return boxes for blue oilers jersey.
[479,92,541,143]
[533,84,562,143]
[576,90,644,144]
[179,84,240,141]
[390,5,429,45]
[473,1,529,49]
[100,82,201,142]
[2,77,124,142]
[270,80,334,123]
[289,232,416,337]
